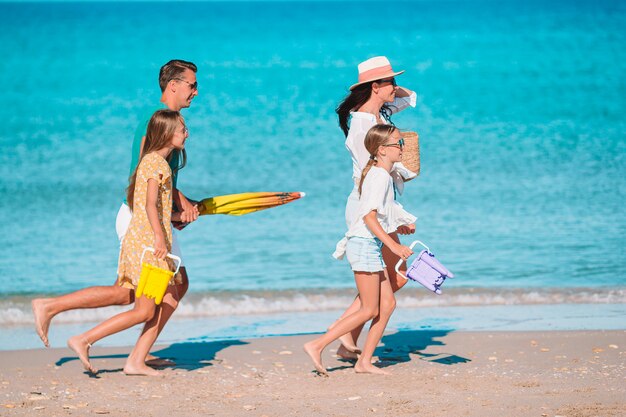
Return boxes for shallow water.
[4,302,625,351]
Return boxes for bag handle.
[394,240,430,281]
[141,246,182,275]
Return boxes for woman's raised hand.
[394,86,413,98]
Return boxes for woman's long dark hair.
[336,82,393,137]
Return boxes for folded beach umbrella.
[198,191,305,216]
[173,192,304,230]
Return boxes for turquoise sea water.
[0,1,624,347]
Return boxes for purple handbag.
[395,240,454,295]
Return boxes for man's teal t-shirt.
[124,106,180,203]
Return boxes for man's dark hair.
[159,60,197,92]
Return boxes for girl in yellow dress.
[68,109,188,375]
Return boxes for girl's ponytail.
[358,157,376,195]
[358,124,398,196]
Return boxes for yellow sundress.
[117,152,181,289]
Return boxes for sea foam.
[4,287,623,326]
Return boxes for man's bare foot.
[354,359,391,375]
[337,344,359,361]
[32,299,53,347]
[303,341,327,375]
[145,356,176,367]
[338,333,361,354]
[123,363,162,376]
[67,336,96,373]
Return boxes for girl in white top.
[332,56,418,357]
[304,125,416,375]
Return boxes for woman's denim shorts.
[345,237,386,272]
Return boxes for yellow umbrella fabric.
[198,191,305,216]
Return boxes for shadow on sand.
[375,329,471,367]
[152,339,249,371]
[327,329,470,373]
[56,339,249,375]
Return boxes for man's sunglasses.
[175,78,198,91]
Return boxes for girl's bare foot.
[338,333,360,354]
[303,341,327,375]
[337,344,359,361]
[354,360,391,375]
[123,362,162,376]
[67,336,97,373]
[31,299,52,347]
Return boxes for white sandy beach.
[1,330,624,417]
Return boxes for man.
[32,60,199,375]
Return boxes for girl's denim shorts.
[345,237,386,272]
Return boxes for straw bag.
[400,131,420,176]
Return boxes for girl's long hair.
[358,124,398,195]
[126,109,186,211]
[336,82,393,137]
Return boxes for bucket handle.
[394,240,430,281]
[141,246,182,275]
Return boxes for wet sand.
[1,330,624,416]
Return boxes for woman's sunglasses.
[375,77,397,87]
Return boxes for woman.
[332,56,418,358]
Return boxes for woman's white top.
[345,92,417,196]
[333,166,417,260]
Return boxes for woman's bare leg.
[354,271,396,375]
[67,295,156,374]
[383,233,410,293]
[303,271,382,374]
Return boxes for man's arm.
[172,188,199,224]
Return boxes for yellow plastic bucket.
[135,247,181,305]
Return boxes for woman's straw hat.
[350,56,405,90]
